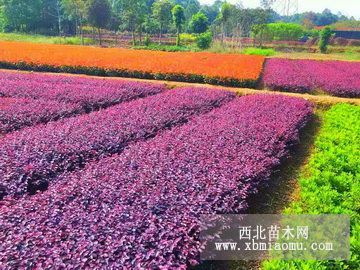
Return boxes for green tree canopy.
[172,4,185,45]
[253,22,305,41]
[189,11,208,34]
[152,0,173,44]
[87,0,111,45]
[319,26,333,53]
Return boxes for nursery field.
[0,71,313,268]
[0,57,359,269]
[0,41,264,87]
[263,58,360,98]
[0,41,360,99]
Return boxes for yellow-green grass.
[0,32,95,45]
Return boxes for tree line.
[0,0,356,46]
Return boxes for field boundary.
[2,69,359,106]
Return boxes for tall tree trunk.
[92,27,96,41]
[80,22,84,45]
[75,19,78,36]
[139,27,143,45]
[221,22,225,45]
[56,1,62,36]
[159,25,162,45]
[176,28,180,46]
[98,28,102,46]
[132,30,136,46]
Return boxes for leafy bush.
[144,35,151,46]
[196,31,213,50]
[0,88,234,199]
[319,26,333,53]
[189,12,209,34]
[243,47,276,56]
[179,33,197,43]
[263,58,360,97]
[251,22,305,42]
[262,103,360,270]
[0,94,312,268]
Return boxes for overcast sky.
[199,0,360,18]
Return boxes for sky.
[198,0,360,18]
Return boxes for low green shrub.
[196,31,213,50]
[243,47,276,56]
[319,27,333,53]
[262,104,360,269]
[144,36,151,46]
[179,33,197,43]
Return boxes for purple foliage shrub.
[0,88,235,200]
[0,97,82,133]
[263,58,360,97]
[0,71,166,112]
[0,94,313,269]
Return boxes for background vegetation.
[0,0,359,54]
[262,104,360,270]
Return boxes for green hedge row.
[0,61,258,88]
[262,104,360,269]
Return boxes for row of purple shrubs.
[0,94,313,268]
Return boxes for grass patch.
[208,42,276,56]
[0,32,95,45]
[243,47,276,56]
[343,48,360,61]
[262,103,360,270]
[133,43,193,52]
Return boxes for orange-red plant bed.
[0,41,264,87]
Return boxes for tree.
[118,0,147,46]
[4,0,57,35]
[218,2,231,44]
[319,26,332,53]
[62,0,88,43]
[87,0,111,45]
[172,4,185,46]
[316,8,338,26]
[200,1,222,24]
[174,0,200,24]
[196,31,212,49]
[152,0,173,44]
[189,12,208,34]
[256,22,305,42]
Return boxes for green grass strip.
[0,32,95,45]
[262,104,360,269]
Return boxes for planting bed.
[263,58,360,98]
[262,104,360,270]
[0,71,167,132]
[0,70,166,112]
[0,97,81,133]
[0,41,264,87]
[0,88,235,200]
[0,94,312,268]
